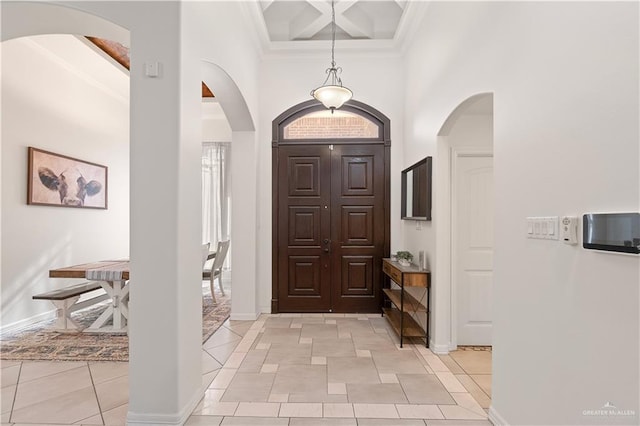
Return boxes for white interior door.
[454,153,494,345]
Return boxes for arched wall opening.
[201,61,258,320]
[433,92,494,352]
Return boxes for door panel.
[455,155,494,345]
[278,144,385,313]
[278,146,331,312]
[331,145,385,312]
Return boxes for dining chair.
[202,240,230,303]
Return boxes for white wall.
[1,34,129,328]
[404,2,638,424]
[256,53,405,312]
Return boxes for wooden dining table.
[49,251,216,333]
[50,260,130,333]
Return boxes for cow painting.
[28,147,107,209]
[38,167,102,206]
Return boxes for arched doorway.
[436,93,494,348]
[272,99,390,313]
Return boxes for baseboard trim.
[126,384,204,425]
[429,341,451,355]
[488,405,508,425]
[230,312,259,321]
[0,310,56,334]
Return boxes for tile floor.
[1,314,492,426]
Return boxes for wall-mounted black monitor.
[401,157,432,221]
[583,213,640,254]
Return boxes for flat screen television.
[583,213,640,254]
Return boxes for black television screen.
[583,213,640,254]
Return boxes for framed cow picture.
[27,147,108,209]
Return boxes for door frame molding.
[271,99,391,313]
[450,147,493,348]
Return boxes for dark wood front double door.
[276,143,386,313]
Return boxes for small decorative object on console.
[396,251,413,266]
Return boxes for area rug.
[0,291,230,362]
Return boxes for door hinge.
[329,144,334,151]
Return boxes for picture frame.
[27,147,108,209]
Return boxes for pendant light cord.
[331,0,336,69]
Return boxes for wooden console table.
[381,258,430,348]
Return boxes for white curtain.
[202,142,231,268]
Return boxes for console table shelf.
[381,258,430,347]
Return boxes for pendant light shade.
[310,0,352,111]
[312,83,353,111]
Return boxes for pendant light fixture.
[310,0,353,112]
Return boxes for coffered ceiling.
[247,0,429,52]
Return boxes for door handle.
[323,239,331,253]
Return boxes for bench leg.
[51,297,82,331]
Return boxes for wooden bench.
[33,282,110,331]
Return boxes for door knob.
[323,239,329,244]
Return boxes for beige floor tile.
[1,385,16,414]
[269,393,289,402]
[222,320,255,337]
[1,410,9,423]
[356,349,372,358]
[75,411,104,424]
[371,351,427,375]
[203,326,242,350]
[221,416,289,425]
[261,363,279,373]
[95,374,129,412]
[357,420,426,426]
[434,372,466,393]
[396,404,444,419]
[202,370,219,388]
[397,374,455,405]
[237,350,268,373]
[450,393,485,416]
[279,402,323,417]
[271,364,327,395]
[221,372,275,402]
[0,360,21,369]
[347,383,408,404]
[101,402,128,425]
[265,343,312,365]
[353,403,399,418]
[88,362,128,384]
[256,343,272,350]
[426,420,492,426]
[312,339,355,358]
[351,333,397,351]
[199,401,238,416]
[323,403,354,418]
[327,357,379,384]
[202,388,226,403]
[235,330,260,353]
[258,328,302,344]
[290,418,357,426]
[209,367,237,390]
[299,337,313,344]
[328,382,347,395]
[379,373,399,383]
[13,364,92,411]
[202,351,223,374]
[17,361,85,383]
[291,323,303,329]
[206,341,241,365]
[301,324,338,339]
[264,318,294,328]
[1,364,20,388]
[470,375,491,396]
[325,319,337,325]
[10,386,100,424]
[437,355,465,374]
[449,351,492,375]
[455,375,491,409]
[224,352,247,369]
[311,356,327,365]
[185,415,224,425]
[289,392,348,403]
[438,404,486,420]
[235,402,280,417]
